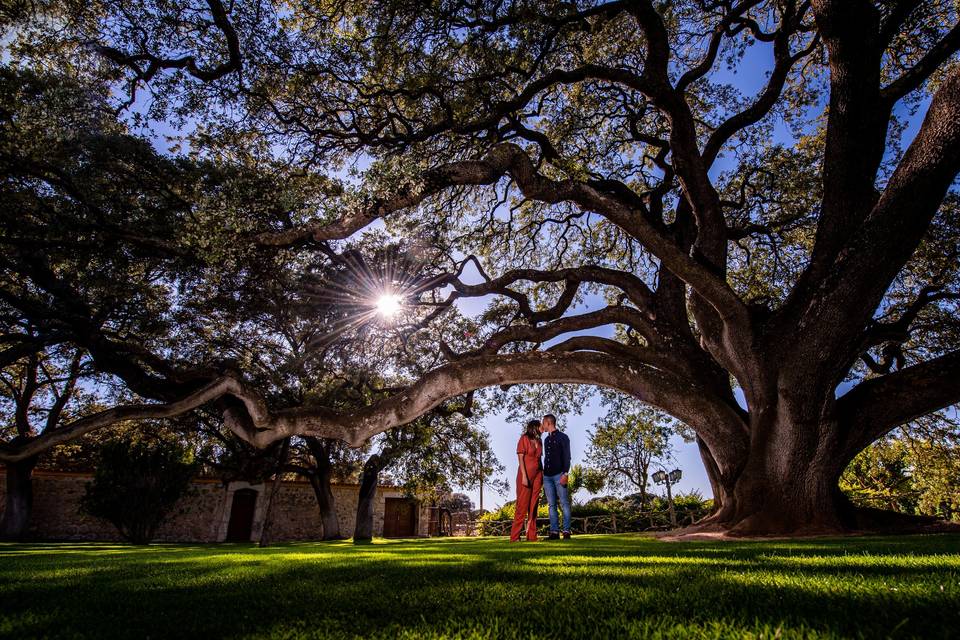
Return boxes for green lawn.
[1,534,958,639]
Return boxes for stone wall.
[0,469,430,542]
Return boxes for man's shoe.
[562,532,572,540]
[548,532,560,540]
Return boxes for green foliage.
[1,535,958,639]
[841,438,917,513]
[80,435,198,544]
[580,491,712,523]
[841,420,960,521]
[478,501,515,522]
[478,489,713,533]
[567,464,606,496]
[910,439,960,520]
[586,401,678,500]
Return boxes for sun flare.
[375,293,402,318]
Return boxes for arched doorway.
[225,488,258,542]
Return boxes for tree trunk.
[308,472,343,540]
[258,438,290,548]
[638,461,651,507]
[305,438,343,540]
[695,402,855,536]
[353,456,381,543]
[696,435,729,515]
[1,455,38,540]
[308,474,342,539]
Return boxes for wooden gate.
[383,498,416,538]
[225,488,258,541]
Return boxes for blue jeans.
[543,473,571,533]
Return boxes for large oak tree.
[3,0,960,535]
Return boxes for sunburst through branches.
[300,242,441,354]
[375,293,402,318]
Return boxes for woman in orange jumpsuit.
[510,419,543,542]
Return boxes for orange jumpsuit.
[510,435,543,542]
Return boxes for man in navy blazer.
[541,413,572,539]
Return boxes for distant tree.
[440,493,474,513]
[586,403,679,505]
[352,408,499,542]
[80,436,197,544]
[460,430,507,512]
[567,464,607,498]
[907,438,960,521]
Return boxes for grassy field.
[1,534,958,640]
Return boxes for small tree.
[586,404,677,505]
[568,464,607,497]
[440,492,474,513]
[80,436,197,544]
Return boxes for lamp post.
[652,468,682,529]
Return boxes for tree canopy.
[2,0,959,535]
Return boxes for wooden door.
[383,498,416,538]
[226,488,258,541]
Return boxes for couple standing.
[510,413,572,542]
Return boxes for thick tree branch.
[837,349,960,458]
[0,376,249,463]
[790,0,886,296]
[456,306,658,359]
[0,351,749,480]
[259,143,747,326]
[442,263,656,317]
[861,286,960,352]
[790,67,960,380]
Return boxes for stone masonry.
[0,469,430,542]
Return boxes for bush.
[80,436,197,544]
[477,489,714,534]
[479,501,515,522]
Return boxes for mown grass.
[0,534,958,639]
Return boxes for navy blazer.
[543,430,571,476]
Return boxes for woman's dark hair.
[523,419,541,440]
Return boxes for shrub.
[479,501,516,522]
[80,436,197,544]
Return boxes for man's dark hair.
[544,413,557,425]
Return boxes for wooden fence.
[453,508,710,537]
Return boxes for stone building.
[0,469,431,542]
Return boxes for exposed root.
[656,508,960,541]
